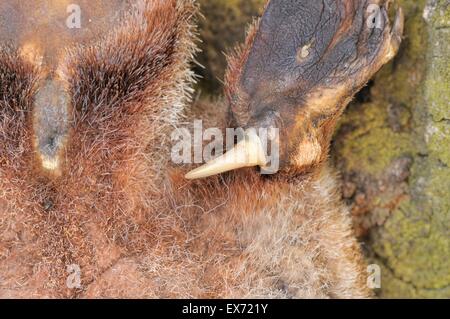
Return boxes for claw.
[385,0,393,11]
[391,6,404,41]
[386,6,404,61]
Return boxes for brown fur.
[1,0,201,298]
[0,0,402,298]
[81,167,371,298]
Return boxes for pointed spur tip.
[392,6,405,38]
[385,6,404,60]
[185,129,268,180]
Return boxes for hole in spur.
[296,39,316,64]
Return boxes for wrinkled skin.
[0,0,403,298]
[226,0,403,175]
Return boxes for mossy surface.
[335,0,450,298]
[197,0,450,297]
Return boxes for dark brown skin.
[0,0,403,298]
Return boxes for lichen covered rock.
[333,0,450,298]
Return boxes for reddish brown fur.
[0,0,401,298]
[0,0,200,298]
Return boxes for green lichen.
[336,101,414,176]
[335,0,428,176]
[335,0,450,298]
[374,0,450,298]
[372,199,450,289]
[428,121,450,165]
